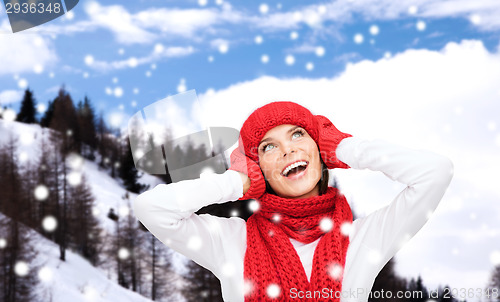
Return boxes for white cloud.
[0,90,23,105]
[85,46,195,72]
[0,21,58,76]
[194,39,500,290]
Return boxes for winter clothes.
[245,187,352,301]
[229,101,351,200]
[133,136,454,302]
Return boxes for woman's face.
[257,124,322,199]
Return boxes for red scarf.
[244,187,352,301]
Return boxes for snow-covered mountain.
[0,119,185,302]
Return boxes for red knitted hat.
[239,102,319,162]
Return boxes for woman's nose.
[282,144,295,157]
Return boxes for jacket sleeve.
[132,170,246,274]
[335,137,454,266]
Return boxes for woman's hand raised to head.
[238,172,251,195]
[228,147,266,200]
[314,115,352,169]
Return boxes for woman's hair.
[264,156,330,196]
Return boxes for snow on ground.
[0,119,184,301]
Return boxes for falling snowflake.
[154,43,164,54]
[65,10,74,20]
[105,87,112,95]
[68,153,84,169]
[118,48,125,55]
[243,279,254,296]
[128,57,138,68]
[218,43,229,54]
[114,87,124,98]
[261,54,269,64]
[315,46,325,57]
[49,72,55,78]
[215,0,223,5]
[248,200,260,212]
[255,35,263,44]
[18,78,28,89]
[384,52,392,59]
[42,216,57,232]
[327,263,343,280]
[491,250,500,265]
[198,0,207,6]
[84,55,94,66]
[19,152,29,163]
[67,172,82,186]
[319,217,333,232]
[285,55,295,65]
[34,185,49,201]
[2,108,16,121]
[118,247,131,260]
[14,261,29,277]
[38,266,53,282]
[146,71,152,77]
[0,238,6,249]
[259,4,269,14]
[353,34,364,44]
[293,11,302,21]
[469,14,481,25]
[92,207,100,217]
[133,88,140,94]
[151,63,157,70]
[83,285,98,300]
[318,5,327,14]
[20,132,34,145]
[187,236,203,250]
[208,55,214,62]
[340,222,352,236]
[416,20,426,31]
[231,209,239,217]
[177,79,187,93]
[306,62,314,71]
[408,5,418,15]
[34,64,44,74]
[369,25,379,35]
[290,31,299,40]
[83,72,89,79]
[272,214,281,222]
[266,284,280,298]
[119,205,130,217]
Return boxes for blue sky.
[1,0,500,298]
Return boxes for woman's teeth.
[282,161,308,177]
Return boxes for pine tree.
[16,88,37,124]
[76,96,97,160]
[182,260,223,302]
[67,174,102,265]
[369,259,407,302]
[40,100,54,128]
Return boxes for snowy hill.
[0,119,184,302]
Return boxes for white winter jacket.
[133,137,454,302]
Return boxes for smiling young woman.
[133,101,454,302]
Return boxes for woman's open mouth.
[281,160,309,179]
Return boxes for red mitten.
[315,115,352,169]
[228,146,266,200]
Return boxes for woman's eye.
[292,130,303,139]
[263,144,275,152]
